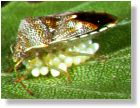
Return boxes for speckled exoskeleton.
[12,11,117,95]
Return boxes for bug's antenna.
[10,44,14,54]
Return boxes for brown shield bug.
[12,11,117,95]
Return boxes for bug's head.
[75,11,118,30]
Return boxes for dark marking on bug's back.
[75,12,117,29]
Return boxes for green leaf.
[1,1,131,99]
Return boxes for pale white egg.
[86,48,95,54]
[40,66,49,75]
[87,43,99,54]
[88,40,93,44]
[52,57,60,66]
[79,43,87,49]
[50,69,60,77]
[73,46,80,52]
[67,48,73,52]
[59,54,66,60]
[80,56,90,63]
[73,56,82,65]
[31,68,40,77]
[93,43,99,51]
[64,57,73,67]
[58,63,67,71]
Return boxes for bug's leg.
[13,58,26,83]
[14,59,33,95]
[10,44,15,54]
[14,59,32,83]
[20,81,33,96]
[14,68,33,95]
[54,67,71,81]
[14,58,24,77]
[19,70,33,96]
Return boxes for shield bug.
[12,11,117,94]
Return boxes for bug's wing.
[52,19,98,42]
[51,12,117,43]
[52,14,98,42]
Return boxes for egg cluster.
[23,39,99,77]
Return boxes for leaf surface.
[1,1,131,99]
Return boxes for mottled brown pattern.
[13,11,117,69]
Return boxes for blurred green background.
[1,1,131,99]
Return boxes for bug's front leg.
[13,58,34,95]
[14,58,24,77]
[14,68,29,84]
[14,66,34,95]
